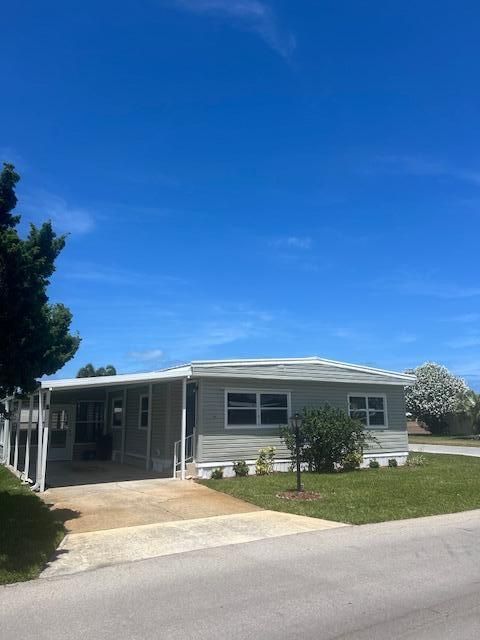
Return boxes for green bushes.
[369,459,380,469]
[233,460,249,477]
[281,405,368,472]
[210,467,224,480]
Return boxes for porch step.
[175,462,197,479]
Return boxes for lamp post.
[290,412,304,493]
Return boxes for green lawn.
[409,435,480,447]
[0,466,66,584]
[202,454,480,525]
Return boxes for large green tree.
[77,363,116,377]
[0,163,80,405]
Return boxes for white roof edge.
[191,357,416,382]
[41,365,193,390]
[40,357,415,391]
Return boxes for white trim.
[110,395,124,430]
[39,389,51,492]
[348,393,388,429]
[138,394,149,430]
[224,388,291,430]
[181,377,187,480]
[41,367,193,391]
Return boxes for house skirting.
[195,452,409,479]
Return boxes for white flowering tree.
[405,362,469,433]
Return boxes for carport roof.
[41,357,415,391]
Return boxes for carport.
[0,365,194,491]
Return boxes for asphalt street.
[1,509,480,639]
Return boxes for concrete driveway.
[41,478,346,578]
[43,477,261,534]
[410,443,480,457]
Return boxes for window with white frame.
[111,397,123,429]
[348,395,387,428]
[138,395,149,429]
[226,390,290,428]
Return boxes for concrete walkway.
[410,443,480,457]
[41,510,347,578]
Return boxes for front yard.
[0,466,66,585]
[202,454,480,524]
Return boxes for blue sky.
[2,1,480,385]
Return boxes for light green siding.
[197,377,408,463]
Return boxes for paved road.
[410,443,480,457]
[2,510,480,639]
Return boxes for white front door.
[47,404,75,461]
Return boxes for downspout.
[31,388,43,491]
[22,395,34,483]
[180,377,187,480]
[13,398,21,472]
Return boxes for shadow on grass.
[0,491,80,584]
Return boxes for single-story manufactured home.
[0,357,415,490]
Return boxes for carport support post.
[13,399,21,472]
[181,377,187,480]
[33,390,44,489]
[22,395,34,482]
[3,398,10,465]
[39,389,51,492]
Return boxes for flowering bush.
[405,362,469,434]
[255,447,276,475]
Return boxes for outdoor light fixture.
[290,412,304,492]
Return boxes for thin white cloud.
[370,154,480,186]
[171,0,295,58]
[375,274,480,300]
[396,333,417,344]
[446,335,480,349]
[129,349,165,362]
[442,313,480,324]
[60,262,188,290]
[21,192,95,234]
[271,236,313,250]
[331,327,355,339]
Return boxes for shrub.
[255,447,276,475]
[281,405,369,473]
[388,458,398,468]
[210,467,224,480]
[406,454,426,467]
[232,460,249,477]
[342,451,363,471]
[369,459,380,469]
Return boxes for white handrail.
[173,432,195,478]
